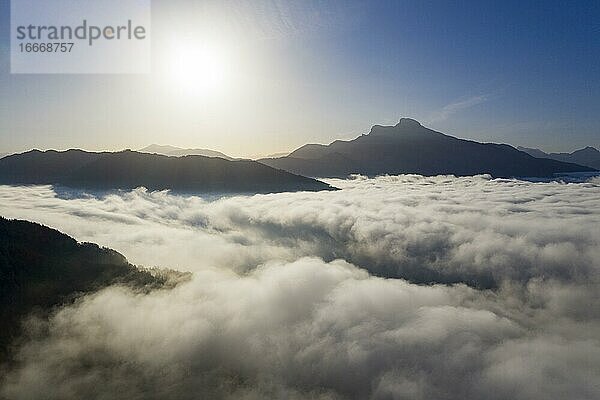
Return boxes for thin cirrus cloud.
[0,174,599,399]
[427,94,489,124]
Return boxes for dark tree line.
[0,217,164,359]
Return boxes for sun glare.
[168,42,231,97]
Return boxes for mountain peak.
[368,118,425,136]
[395,118,422,128]
[140,144,183,154]
[260,119,596,178]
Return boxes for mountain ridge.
[139,144,235,160]
[0,216,170,357]
[259,118,595,178]
[517,145,600,170]
[0,149,334,193]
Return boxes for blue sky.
[0,0,599,156]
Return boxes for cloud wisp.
[428,95,488,123]
[0,175,599,399]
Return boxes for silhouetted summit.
[0,149,333,193]
[260,119,595,178]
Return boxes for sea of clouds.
[0,174,599,399]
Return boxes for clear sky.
[1,0,599,157]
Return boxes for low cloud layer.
[1,175,598,287]
[1,175,599,399]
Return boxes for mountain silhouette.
[0,217,168,357]
[0,149,333,193]
[259,118,595,178]
[518,146,600,170]
[139,144,235,160]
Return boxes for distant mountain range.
[0,217,167,356]
[0,149,333,193]
[517,146,600,170]
[259,118,596,178]
[261,151,290,159]
[139,144,235,160]
[1,121,596,187]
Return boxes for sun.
[168,42,231,97]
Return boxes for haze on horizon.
[0,0,599,157]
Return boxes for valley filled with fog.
[1,174,599,399]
